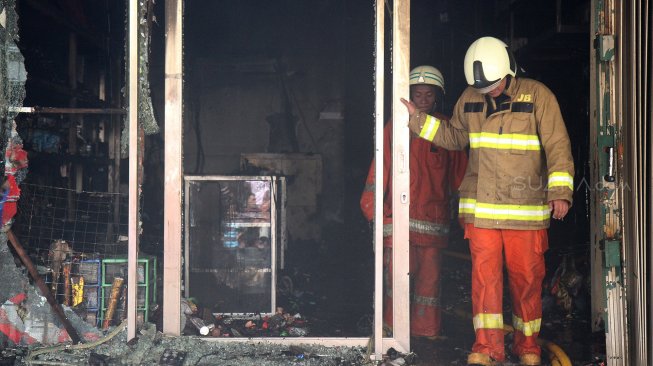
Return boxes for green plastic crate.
[99,256,156,326]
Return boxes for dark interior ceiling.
[15,0,590,123]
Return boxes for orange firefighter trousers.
[383,245,442,337]
[464,224,548,361]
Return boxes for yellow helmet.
[464,37,517,94]
[409,65,445,94]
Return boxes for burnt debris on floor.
[9,322,368,366]
[0,232,101,347]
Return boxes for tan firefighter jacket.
[408,77,574,230]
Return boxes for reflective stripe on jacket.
[360,117,468,246]
[408,77,574,230]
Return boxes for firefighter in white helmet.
[402,37,574,366]
[361,65,467,340]
[408,65,446,113]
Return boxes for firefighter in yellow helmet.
[361,65,467,340]
[402,37,574,366]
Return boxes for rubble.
[18,322,368,366]
[0,233,100,347]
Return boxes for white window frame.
[155,0,412,359]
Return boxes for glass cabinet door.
[184,176,278,314]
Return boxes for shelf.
[232,212,270,220]
[224,222,271,228]
[12,106,125,115]
[189,268,272,274]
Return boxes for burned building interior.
[0,0,648,365]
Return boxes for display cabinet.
[184,176,285,315]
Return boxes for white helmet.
[464,37,517,94]
[409,65,445,94]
